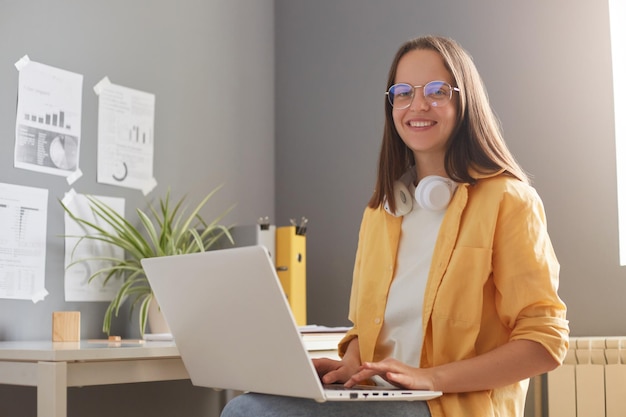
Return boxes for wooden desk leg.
[38,361,67,417]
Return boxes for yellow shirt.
[339,171,569,417]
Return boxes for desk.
[0,340,340,417]
[0,340,189,417]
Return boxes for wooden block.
[52,311,81,342]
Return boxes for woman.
[222,35,569,417]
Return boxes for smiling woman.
[609,0,626,265]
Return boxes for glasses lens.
[388,83,413,108]
[424,81,452,107]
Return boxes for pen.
[258,216,270,230]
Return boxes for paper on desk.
[299,326,347,351]
[298,325,352,333]
[143,333,174,341]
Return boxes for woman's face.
[392,49,458,168]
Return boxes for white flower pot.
[147,297,171,334]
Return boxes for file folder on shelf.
[276,225,306,325]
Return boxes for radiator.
[546,336,626,417]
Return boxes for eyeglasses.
[386,81,460,109]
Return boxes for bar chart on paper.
[128,125,152,145]
[23,109,72,130]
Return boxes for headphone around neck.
[383,170,458,216]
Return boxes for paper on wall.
[94,77,157,195]
[0,182,49,302]
[63,189,125,302]
[13,55,84,184]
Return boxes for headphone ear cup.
[415,176,456,211]
[384,180,414,216]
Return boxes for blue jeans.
[221,393,432,417]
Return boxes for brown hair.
[369,35,528,212]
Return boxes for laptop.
[141,245,442,402]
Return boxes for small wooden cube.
[52,311,81,342]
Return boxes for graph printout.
[0,182,49,302]
[95,77,157,195]
[14,56,83,182]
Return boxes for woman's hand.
[312,336,362,385]
[312,357,361,384]
[344,358,435,390]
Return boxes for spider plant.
[61,186,234,336]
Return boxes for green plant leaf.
[60,185,235,337]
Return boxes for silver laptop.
[142,245,442,402]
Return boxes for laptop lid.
[142,246,442,402]
[142,245,327,400]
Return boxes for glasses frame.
[385,80,460,109]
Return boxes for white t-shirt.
[377,199,445,367]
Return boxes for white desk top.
[0,340,180,362]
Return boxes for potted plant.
[61,186,234,336]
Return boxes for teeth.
[409,120,435,127]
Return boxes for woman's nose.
[409,93,430,111]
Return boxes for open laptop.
[141,245,442,402]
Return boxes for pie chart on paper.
[49,135,78,170]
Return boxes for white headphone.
[384,170,458,216]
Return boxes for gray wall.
[276,0,625,340]
[0,0,273,416]
[275,5,617,414]
[0,0,274,339]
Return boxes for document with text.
[14,56,83,184]
[0,182,49,302]
[95,77,157,195]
